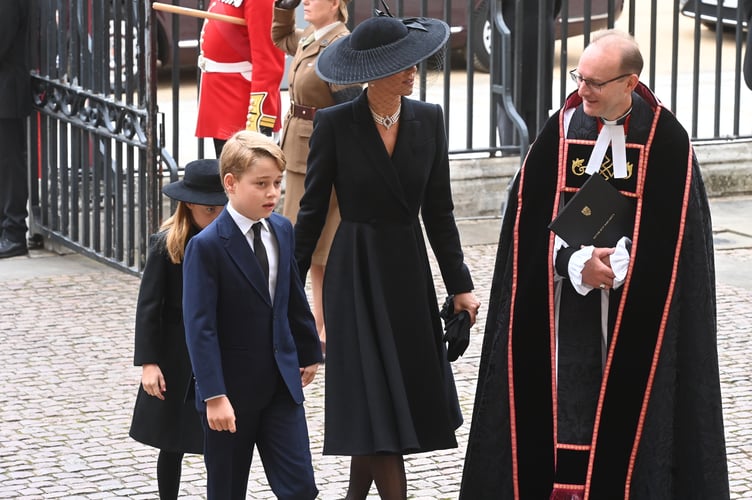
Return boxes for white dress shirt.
[226,203,279,301]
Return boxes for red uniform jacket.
[195,0,285,139]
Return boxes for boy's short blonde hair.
[219,130,286,180]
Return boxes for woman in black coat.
[129,159,227,500]
[294,14,481,500]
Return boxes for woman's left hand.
[453,292,481,326]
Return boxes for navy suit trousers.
[201,374,317,500]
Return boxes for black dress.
[295,91,474,456]
[129,231,203,454]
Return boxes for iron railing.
[157,0,751,166]
[27,0,751,272]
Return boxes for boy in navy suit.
[183,130,322,500]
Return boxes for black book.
[548,174,633,248]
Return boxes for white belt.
[198,55,253,80]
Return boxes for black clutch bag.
[439,295,471,362]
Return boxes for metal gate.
[26,0,751,272]
[28,0,165,274]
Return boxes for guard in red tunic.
[195,0,285,156]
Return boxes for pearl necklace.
[370,105,401,130]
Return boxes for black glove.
[439,295,471,362]
[275,0,301,10]
[259,126,274,137]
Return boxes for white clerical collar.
[585,108,632,179]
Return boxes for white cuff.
[568,246,595,296]
[610,237,632,290]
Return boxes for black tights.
[344,454,406,500]
[213,138,226,158]
[156,450,184,500]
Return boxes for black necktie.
[251,222,269,282]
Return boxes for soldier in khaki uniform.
[272,0,361,353]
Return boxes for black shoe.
[0,237,28,258]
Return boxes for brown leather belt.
[290,102,316,120]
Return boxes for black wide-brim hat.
[315,15,450,85]
[162,159,227,206]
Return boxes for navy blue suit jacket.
[183,209,321,413]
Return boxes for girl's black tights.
[156,450,184,500]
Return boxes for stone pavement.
[1,197,750,499]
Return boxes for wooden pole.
[151,2,246,26]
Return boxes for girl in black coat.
[129,159,227,500]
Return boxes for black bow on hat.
[315,7,449,85]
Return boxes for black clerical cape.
[460,84,729,499]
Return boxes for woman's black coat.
[129,232,203,454]
[295,91,474,455]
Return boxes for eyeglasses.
[569,69,632,92]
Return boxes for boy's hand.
[141,363,166,400]
[206,396,237,433]
[300,363,319,387]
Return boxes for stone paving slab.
[0,215,750,499]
